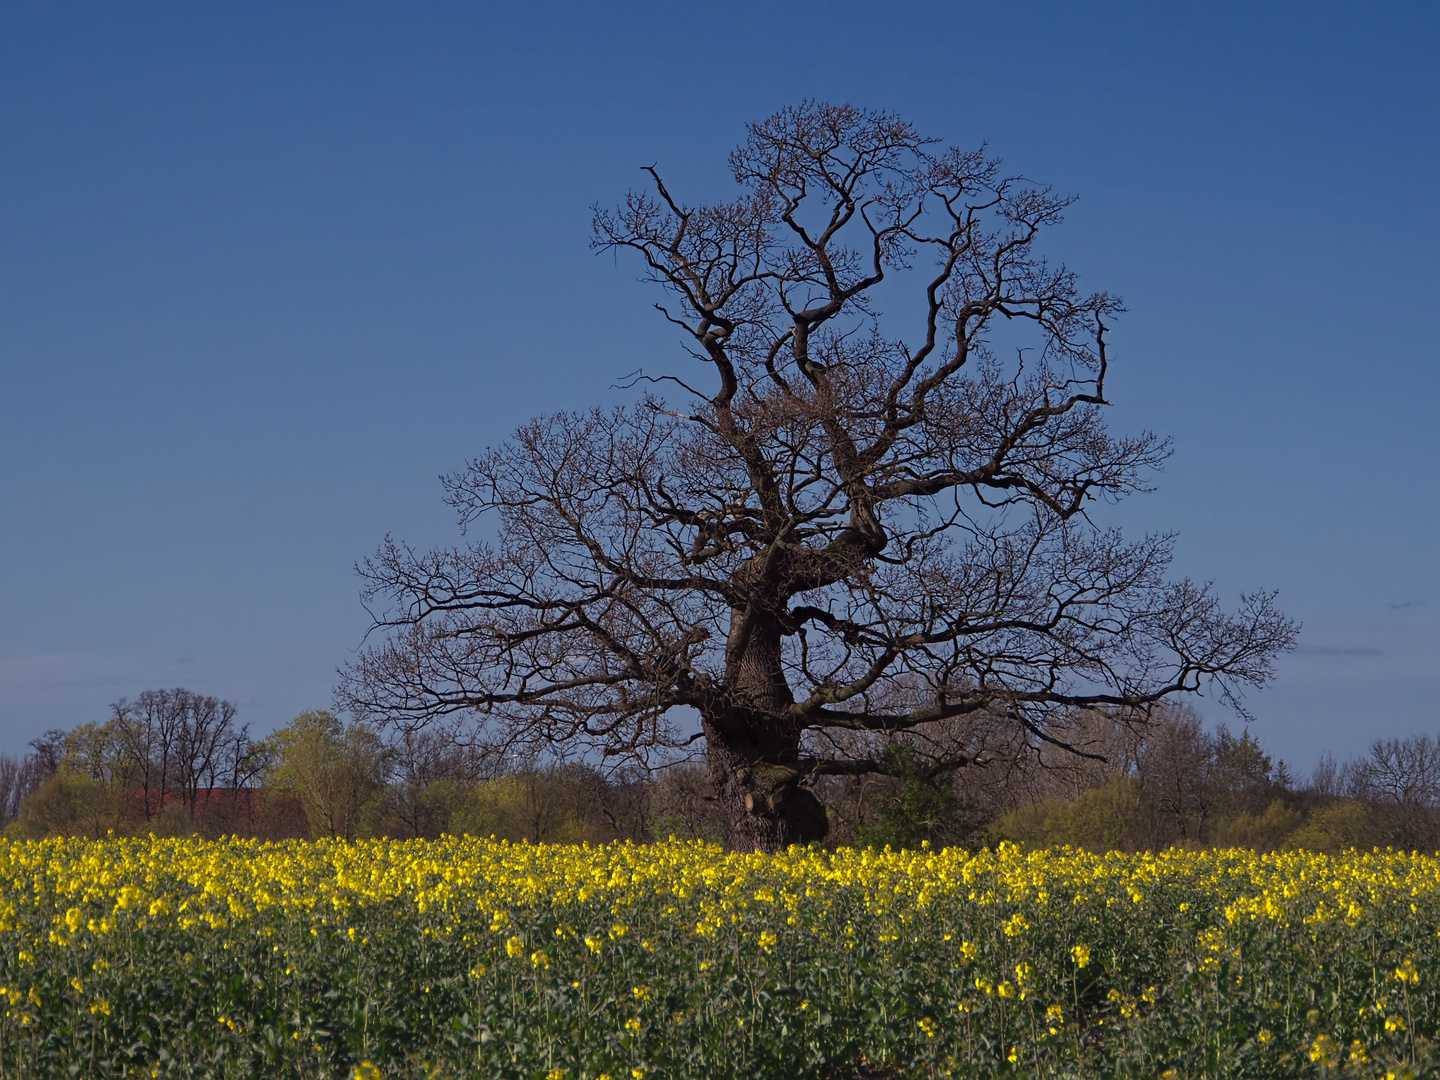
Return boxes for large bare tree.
[341,103,1297,851]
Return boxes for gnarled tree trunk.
[703,715,828,851]
[705,610,828,851]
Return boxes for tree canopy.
[341,102,1297,850]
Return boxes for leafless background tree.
[0,753,43,830]
[110,688,259,823]
[1348,734,1440,849]
[341,102,1297,851]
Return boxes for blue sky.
[1,1,1436,772]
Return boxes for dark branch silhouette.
[340,102,1298,851]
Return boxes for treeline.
[0,690,652,843]
[4,689,1440,853]
[818,706,1440,854]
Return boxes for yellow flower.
[1310,1035,1340,1070]
[353,1063,382,1080]
[632,985,650,1001]
[13,830,1440,1080]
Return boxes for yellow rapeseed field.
[1,837,1437,1078]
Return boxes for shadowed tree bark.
[339,102,1298,852]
